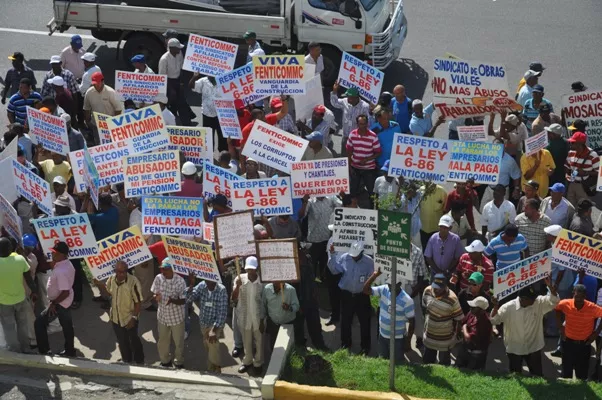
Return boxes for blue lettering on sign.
[257,56,299,66]
[111,107,157,126]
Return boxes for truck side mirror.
[355,20,362,29]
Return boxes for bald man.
[390,85,412,133]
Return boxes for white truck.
[47,0,407,85]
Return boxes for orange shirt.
[555,299,602,341]
[239,113,279,151]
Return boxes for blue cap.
[381,160,390,172]
[130,54,145,63]
[549,183,566,193]
[431,273,447,290]
[161,257,173,269]
[532,84,544,93]
[71,35,83,48]
[22,234,38,248]
[305,131,323,142]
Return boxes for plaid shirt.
[409,243,429,286]
[187,281,228,329]
[151,273,187,326]
[330,93,371,137]
[276,114,298,135]
[515,212,551,255]
[41,69,79,98]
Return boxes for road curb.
[261,324,294,400]
[274,381,426,399]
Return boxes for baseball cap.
[525,180,540,190]
[568,131,587,143]
[181,161,197,175]
[348,241,364,257]
[305,131,324,142]
[549,182,565,193]
[544,224,562,237]
[70,34,83,48]
[523,70,542,80]
[48,76,66,87]
[49,55,62,64]
[22,234,38,248]
[234,99,245,110]
[504,114,519,126]
[270,97,283,110]
[161,257,173,269]
[313,105,326,114]
[467,296,489,310]
[213,194,228,207]
[518,285,538,300]
[154,93,168,104]
[412,99,423,107]
[438,215,453,228]
[130,54,145,63]
[168,38,184,49]
[568,119,587,132]
[253,224,268,239]
[532,84,544,93]
[91,71,104,84]
[53,193,71,209]
[51,241,69,255]
[344,87,359,97]
[544,123,563,136]
[468,272,485,285]
[8,52,24,61]
[162,29,178,38]
[53,175,67,185]
[538,103,551,112]
[571,81,587,92]
[243,31,256,39]
[578,198,594,210]
[381,160,390,172]
[465,240,485,253]
[81,52,96,62]
[528,62,545,72]
[431,273,447,290]
[244,256,258,270]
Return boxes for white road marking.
[0,27,95,40]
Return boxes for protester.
[390,85,412,133]
[262,281,299,351]
[564,131,599,207]
[455,295,492,370]
[190,74,225,150]
[304,42,324,76]
[515,62,545,95]
[61,114,85,151]
[540,183,574,228]
[301,131,332,161]
[371,106,400,168]
[51,175,76,211]
[79,53,101,96]
[481,184,517,240]
[60,35,85,80]
[404,243,429,348]
[569,198,595,237]
[545,124,569,186]
[2,52,37,102]
[573,269,598,303]
[452,241,494,291]
[444,181,478,230]
[34,150,71,193]
[457,272,492,315]
[83,72,123,144]
[424,216,465,278]
[520,148,555,199]
[516,70,542,106]
[531,103,562,136]
[268,215,301,240]
[515,198,551,255]
[159,38,189,125]
[131,54,154,74]
[7,78,43,125]
[484,223,529,270]
[330,83,370,155]
[244,31,265,61]
[297,105,331,148]
[419,184,447,249]
[239,100,289,150]
[272,97,298,135]
[41,56,79,115]
[446,202,472,244]
[175,162,203,197]
[521,85,553,131]
[409,100,445,137]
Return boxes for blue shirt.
[390,97,412,133]
[573,274,598,302]
[372,285,415,339]
[496,152,522,187]
[328,253,374,293]
[88,207,119,240]
[484,233,528,269]
[7,91,43,125]
[291,198,303,222]
[522,98,554,131]
[372,120,401,168]
[409,103,434,136]
[187,281,228,328]
[552,263,575,293]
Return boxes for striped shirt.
[564,147,600,182]
[7,91,43,124]
[555,299,602,341]
[455,253,495,289]
[346,128,381,169]
[422,286,464,351]
[41,69,79,98]
[522,98,553,131]
[372,285,415,339]
[484,233,528,269]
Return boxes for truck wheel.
[320,46,342,87]
[123,33,166,72]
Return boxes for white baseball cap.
[348,241,364,257]
[467,296,489,310]
[60,113,71,123]
[411,99,423,107]
[544,224,562,237]
[81,52,96,62]
[523,69,542,80]
[49,55,61,64]
[181,161,196,175]
[544,123,564,136]
[53,175,67,185]
[438,215,454,228]
[245,256,258,270]
[168,38,184,48]
[465,240,485,253]
[48,76,66,87]
[504,114,519,126]
[328,224,334,231]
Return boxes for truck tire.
[122,33,166,72]
[320,45,342,87]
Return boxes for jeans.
[293,307,326,349]
[113,321,144,364]
[378,334,404,364]
[324,267,341,320]
[350,167,377,207]
[507,350,543,376]
[456,344,488,370]
[0,300,31,352]
[562,339,591,380]
[423,347,451,366]
[340,290,371,352]
[35,304,75,355]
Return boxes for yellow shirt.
[40,159,72,192]
[520,149,556,198]
[420,185,448,233]
[516,78,526,94]
[106,274,142,327]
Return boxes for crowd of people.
[1,30,602,383]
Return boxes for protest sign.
[332,207,378,255]
[337,52,384,104]
[213,210,255,260]
[123,150,181,198]
[457,125,487,141]
[374,254,413,284]
[115,70,167,104]
[33,213,98,260]
[256,239,300,282]
[0,193,22,244]
[524,131,549,157]
[106,104,169,153]
[431,58,522,119]
[69,149,86,193]
[215,99,243,139]
[88,140,136,186]
[82,148,100,210]
[203,222,214,242]
[216,62,266,106]
[0,158,18,203]
[0,137,18,163]
[12,159,53,216]
[562,89,602,149]
[494,249,551,299]
[448,141,503,184]
[167,126,213,166]
[93,112,113,144]
[26,106,69,155]
[293,73,323,121]
[377,210,411,259]
[242,120,308,173]
[183,33,238,77]
[85,226,152,280]
[142,196,203,237]
[232,177,293,216]
[203,160,243,207]
[290,158,349,198]
[552,229,602,279]
[252,55,306,95]
[162,235,221,282]
[598,164,602,192]
[388,134,451,183]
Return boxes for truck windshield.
[358,0,379,11]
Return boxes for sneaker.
[160,362,173,368]
[551,349,562,357]
[231,347,244,358]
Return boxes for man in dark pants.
[328,240,374,354]
[161,29,195,126]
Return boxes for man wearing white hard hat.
[174,161,203,197]
[79,52,101,96]
[424,215,465,279]
[328,240,374,353]
[48,75,76,122]
[451,240,494,291]
[232,256,265,374]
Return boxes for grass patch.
[283,349,602,399]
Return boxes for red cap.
[568,131,587,143]
[313,105,326,114]
[91,71,104,84]
[234,99,245,110]
[270,97,283,110]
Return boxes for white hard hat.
[348,241,364,257]
[181,161,197,175]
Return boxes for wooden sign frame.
[256,238,300,283]
[213,209,256,261]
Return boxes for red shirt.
[174,178,203,198]
[463,312,492,351]
[149,241,167,264]
[239,113,279,151]
[444,189,477,230]
[232,109,253,148]
[345,128,381,170]
[455,253,495,290]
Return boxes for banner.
[162,235,221,282]
[0,193,22,244]
[252,55,306,95]
[82,148,100,210]
[12,159,53,216]
[332,207,377,255]
[85,226,152,280]
[337,52,384,104]
[524,131,549,157]
[215,99,243,139]
[26,106,69,155]
[377,210,411,259]
[552,229,602,279]
[293,73,323,121]
[93,112,112,144]
[213,210,255,260]
[256,239,300,282]
[33,213,98,260]
[494,249,551,299]
[167,126,213,166]
[562,89,602,149]
[457,125,486,141]
[203,160,243,207]
[142,196,203,237]
[374,254,414,284]
[431,58,522,119]
[203,222,214,242]
[448,141,503,184]
[290,158,349,198]
[123,150,181,198]
[388,134,451,183]
[216,62,266,106]
[69,149,86,193]
[88,140,136,186]
[231,177,293,216]
[183,33,238,77]
[0,137,18,163]
[114,70,167,103]
[0,158,18,203]
[242,120,308,173]
[106,104,169,153]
